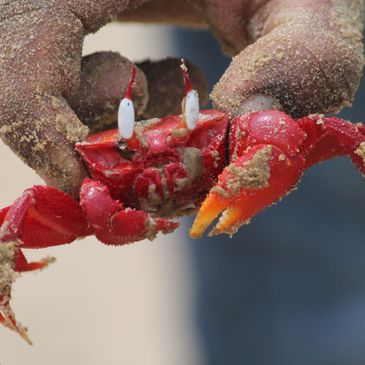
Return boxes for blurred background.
[1,22,365,365]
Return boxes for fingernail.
[233,95,283,115]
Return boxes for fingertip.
[213,93,283,116]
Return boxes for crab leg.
[0,247,55,344]
[0,186,91,343]
[1,186,91,249]
[80,179,179,245]
[300,115,365,174]
[190,144,304,238]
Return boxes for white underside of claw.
[118,98,135,139]
[184,90,199,130]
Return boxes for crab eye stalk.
[183,89,199,130]
[118,66,136,140]
[118,98,135,139]
[180,59,199,130]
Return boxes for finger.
[0,6,89,197]
[138,58,209,119]
[211,0,365,118]
[67,52,148,133]
[0,1,148,195]
[0,93,90,197]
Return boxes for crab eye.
[183,89,199,130]
[118,97,135,139]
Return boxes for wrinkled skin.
[0,0,364,197]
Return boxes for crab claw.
[190,144,305,238]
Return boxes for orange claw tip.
[208,200,244,237]
[189,192,230,239]
[207,205,251,238]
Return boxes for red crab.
[1,61,365,343]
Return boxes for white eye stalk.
[118,97,135,139]
[180,59,199,130]
[183,89,199,130]
[118,66,137,140]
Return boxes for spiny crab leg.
[0,296,33,345]
[0,186,90,343]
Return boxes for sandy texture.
[355,142,365,166]
[212,0,365,118]
[0,1,147,196]
[226,146,271,194]
[0,4,87,196]
[0,240,18,307]
[212,145,272,198]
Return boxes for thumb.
[211,0,364,117]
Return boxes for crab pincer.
[191,110,365,238]
[190,111,306,237]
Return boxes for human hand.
[203,0,365,118]
[1,0,364,197]
[124,0,364,117]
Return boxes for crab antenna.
[180,59,193,94]
[125,65,137,99]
